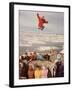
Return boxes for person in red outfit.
[37,13,48,30]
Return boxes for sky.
[19,10,64,34]
[19,10,64,54]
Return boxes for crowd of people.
[19,49,64,79]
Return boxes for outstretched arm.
[45,20,48,23]
[43,19,48,23]
[37,13,40,19]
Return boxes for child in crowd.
[41,65,48,78]
[34,65,42,78]
[28,64,34,79]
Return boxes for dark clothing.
[25,56,30,61]
[44,54,50,61]
[47,68,52,78]
[19,63,28,79]
[56,61,64,77]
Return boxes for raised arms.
[37,13,40,19]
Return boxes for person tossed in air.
[37,13,48,30]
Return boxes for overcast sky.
[19,10,64,34]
